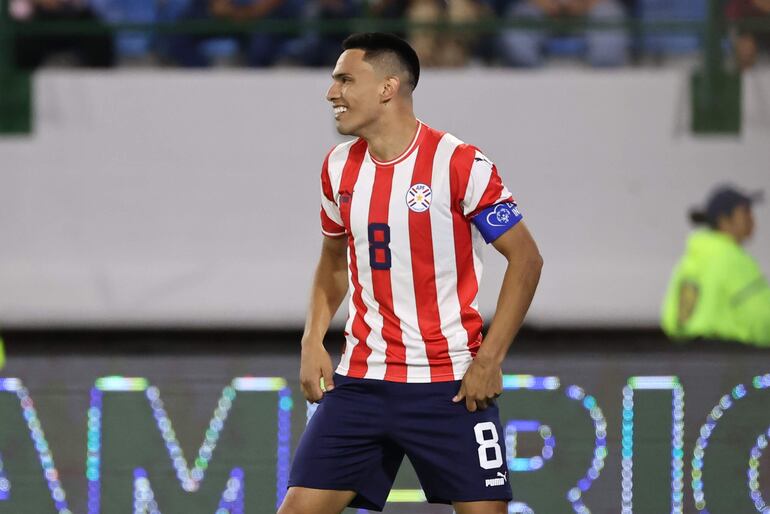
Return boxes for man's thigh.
[288,375,403,511]
[453,500,508,514]
[277,487,356,514]
[392,381,512,505]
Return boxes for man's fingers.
[477,399,489,411]
[452,384,466,403]
[300,377,324,403]
[300,383,316,403]
[308,385,323,403]
[322,366,335,392]
[465,396,477,412]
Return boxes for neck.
[362,110,419,163]
[717,228,743,245]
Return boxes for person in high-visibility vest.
[0,336,5,370]
[662,185,770,345]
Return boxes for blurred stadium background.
[0,0,769,512]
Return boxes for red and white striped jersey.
[320,121,516,383]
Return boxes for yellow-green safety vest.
[661,230,770,346]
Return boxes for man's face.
[326,49,384,136]
[733,204,755,242]
[719,203,755,243]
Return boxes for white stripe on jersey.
[327,140,353,198]
[462,150,499,216]
[430,134,471,380]
[388,151,429,382]
[321,141,355,232]
[320,200,345,234]
[470,225,485,315]
[349,159,388,380]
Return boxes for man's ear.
[381,76,401,103]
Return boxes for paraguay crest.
[406,183,432,212]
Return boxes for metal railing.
[1,0,769,135]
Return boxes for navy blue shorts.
[288,374,512,511]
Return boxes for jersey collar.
[368,120,424,167]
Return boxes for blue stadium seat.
[200,38,240,61]
[546,36,587,56]
[637,0,706,54]
[90,0,157,58]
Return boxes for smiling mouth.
[333,106,348,119]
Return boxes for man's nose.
[326,83,339,102]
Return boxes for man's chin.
[334,120,357,136]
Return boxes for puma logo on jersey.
[485,471,508,487]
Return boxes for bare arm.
[299,236,349,403]
[453,221,543,411]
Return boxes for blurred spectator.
[499,0,628,66]
[288,0,363,66]
[160,0,302,67]
[407,0,490,66]
[727,0,770,70]
[368,0,409,24]
[11,0,115,69]
[0,336,4,370]
[365,0,488,67]
[661,185,770,346]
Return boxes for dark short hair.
[342,32,420,91]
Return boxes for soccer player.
[278,33,543,514]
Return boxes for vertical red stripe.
[320,150,346,235]
[408,128,454,381]
[450,145,484,356]
[320,151,334,201]
[369,165,408,382]
[467,163,512,218]
[339,141,372,378]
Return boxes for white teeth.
[334,106,347,114]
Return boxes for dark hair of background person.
[342,32,421,91]
[689,209,716,228]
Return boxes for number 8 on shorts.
[474,422,503,470]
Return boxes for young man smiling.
[278,33,543,514]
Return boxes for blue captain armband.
[471,202,523,243]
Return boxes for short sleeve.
[453,145,522,243]
[320,153,346,238]
[458,146,514,219]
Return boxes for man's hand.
[453,355,503,412]
[299,341,336,403]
